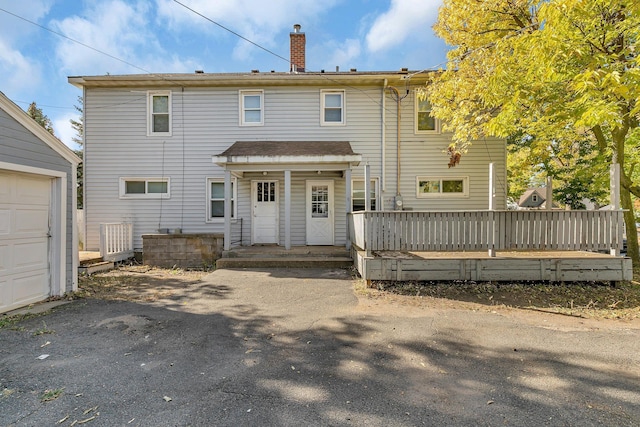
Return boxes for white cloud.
[324,38,361,71]
[0,1,53,98]
[156,0,339,57]
[51,0,191,75]
[0,1,54,43]
[366,0,441,54]
[0,39,43,93]
[52,111,78,150]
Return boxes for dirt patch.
[76,264,209,302]
[358,276,640,320]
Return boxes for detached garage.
[0,91,81,314]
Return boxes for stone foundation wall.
[142,233,224,268]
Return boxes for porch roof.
[212,141,362,172]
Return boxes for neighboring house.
[518,188,546,209]
[69,25,506,254]
[0,91,81,313]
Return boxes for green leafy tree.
[70,96,83,148]
[26,102,55,136]
[71,96,84,209]
[425,0,640,264]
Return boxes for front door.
[306,180,334,245]
[252,180,279,244]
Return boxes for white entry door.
[306,180,334,245]
[252,180,279,244]
[0,171,51,313]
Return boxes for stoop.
[216,246,353,269]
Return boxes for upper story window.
[415,95,440,134]
[321,89,345,125]
[148,91,171,135]
[352,179,378,211]
[207,178,236,221]
[416,176,468,198]
[120,177,170,199]
[240,90,263,126]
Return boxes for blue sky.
[0,0,448,149]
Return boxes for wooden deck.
[353,249,633,283]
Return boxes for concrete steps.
[216,246,353,269]
[78,261,115,275]
[79,251,115,275]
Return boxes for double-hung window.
[120,177,170,199]
[415,95,439,133]
[416,176,468,198]
[148,91,171,135]
[321,89,345,125]
[352,179,378,211]
[207,178,236,221]
[240,90,263,126]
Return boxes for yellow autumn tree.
[426,0,640,264]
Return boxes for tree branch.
[591,125,608,151]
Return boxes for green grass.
[40,388,63,402]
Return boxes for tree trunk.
[611,122,639,266]
[620,186,639,265]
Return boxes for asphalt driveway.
[1,268,640,426]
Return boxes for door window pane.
[312,185,329,218]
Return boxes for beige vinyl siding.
[83,85,384,249]
[83,83,506,249]
[379,89,506,211]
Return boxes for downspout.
[381,79,387,194]
[387,86,402,208]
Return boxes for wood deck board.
[356,249,632,282]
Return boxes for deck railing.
[100,223,134,262]
[348,210,624,254]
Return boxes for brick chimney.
[290,24,305,72]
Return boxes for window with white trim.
[120,177,170,199]
[416,176,468,197]
[240,90,263,126]
[207,178,236,221]
[148,91,171,135]
[321,89,345,125]
[352,179,378,211]
[415,95,439,133]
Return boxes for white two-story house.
[70,25,506,256]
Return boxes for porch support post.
[364,163,371,211]
[610,163,620,210]
[610,163,621,256]
[364,163,372,257]
[488,163,496,257]
[284,170,291,250]
[345,168,352,250]
[223,170,232,251]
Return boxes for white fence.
[99,223,134,262]
[349,210,624,254]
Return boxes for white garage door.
[0,170,51,313]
